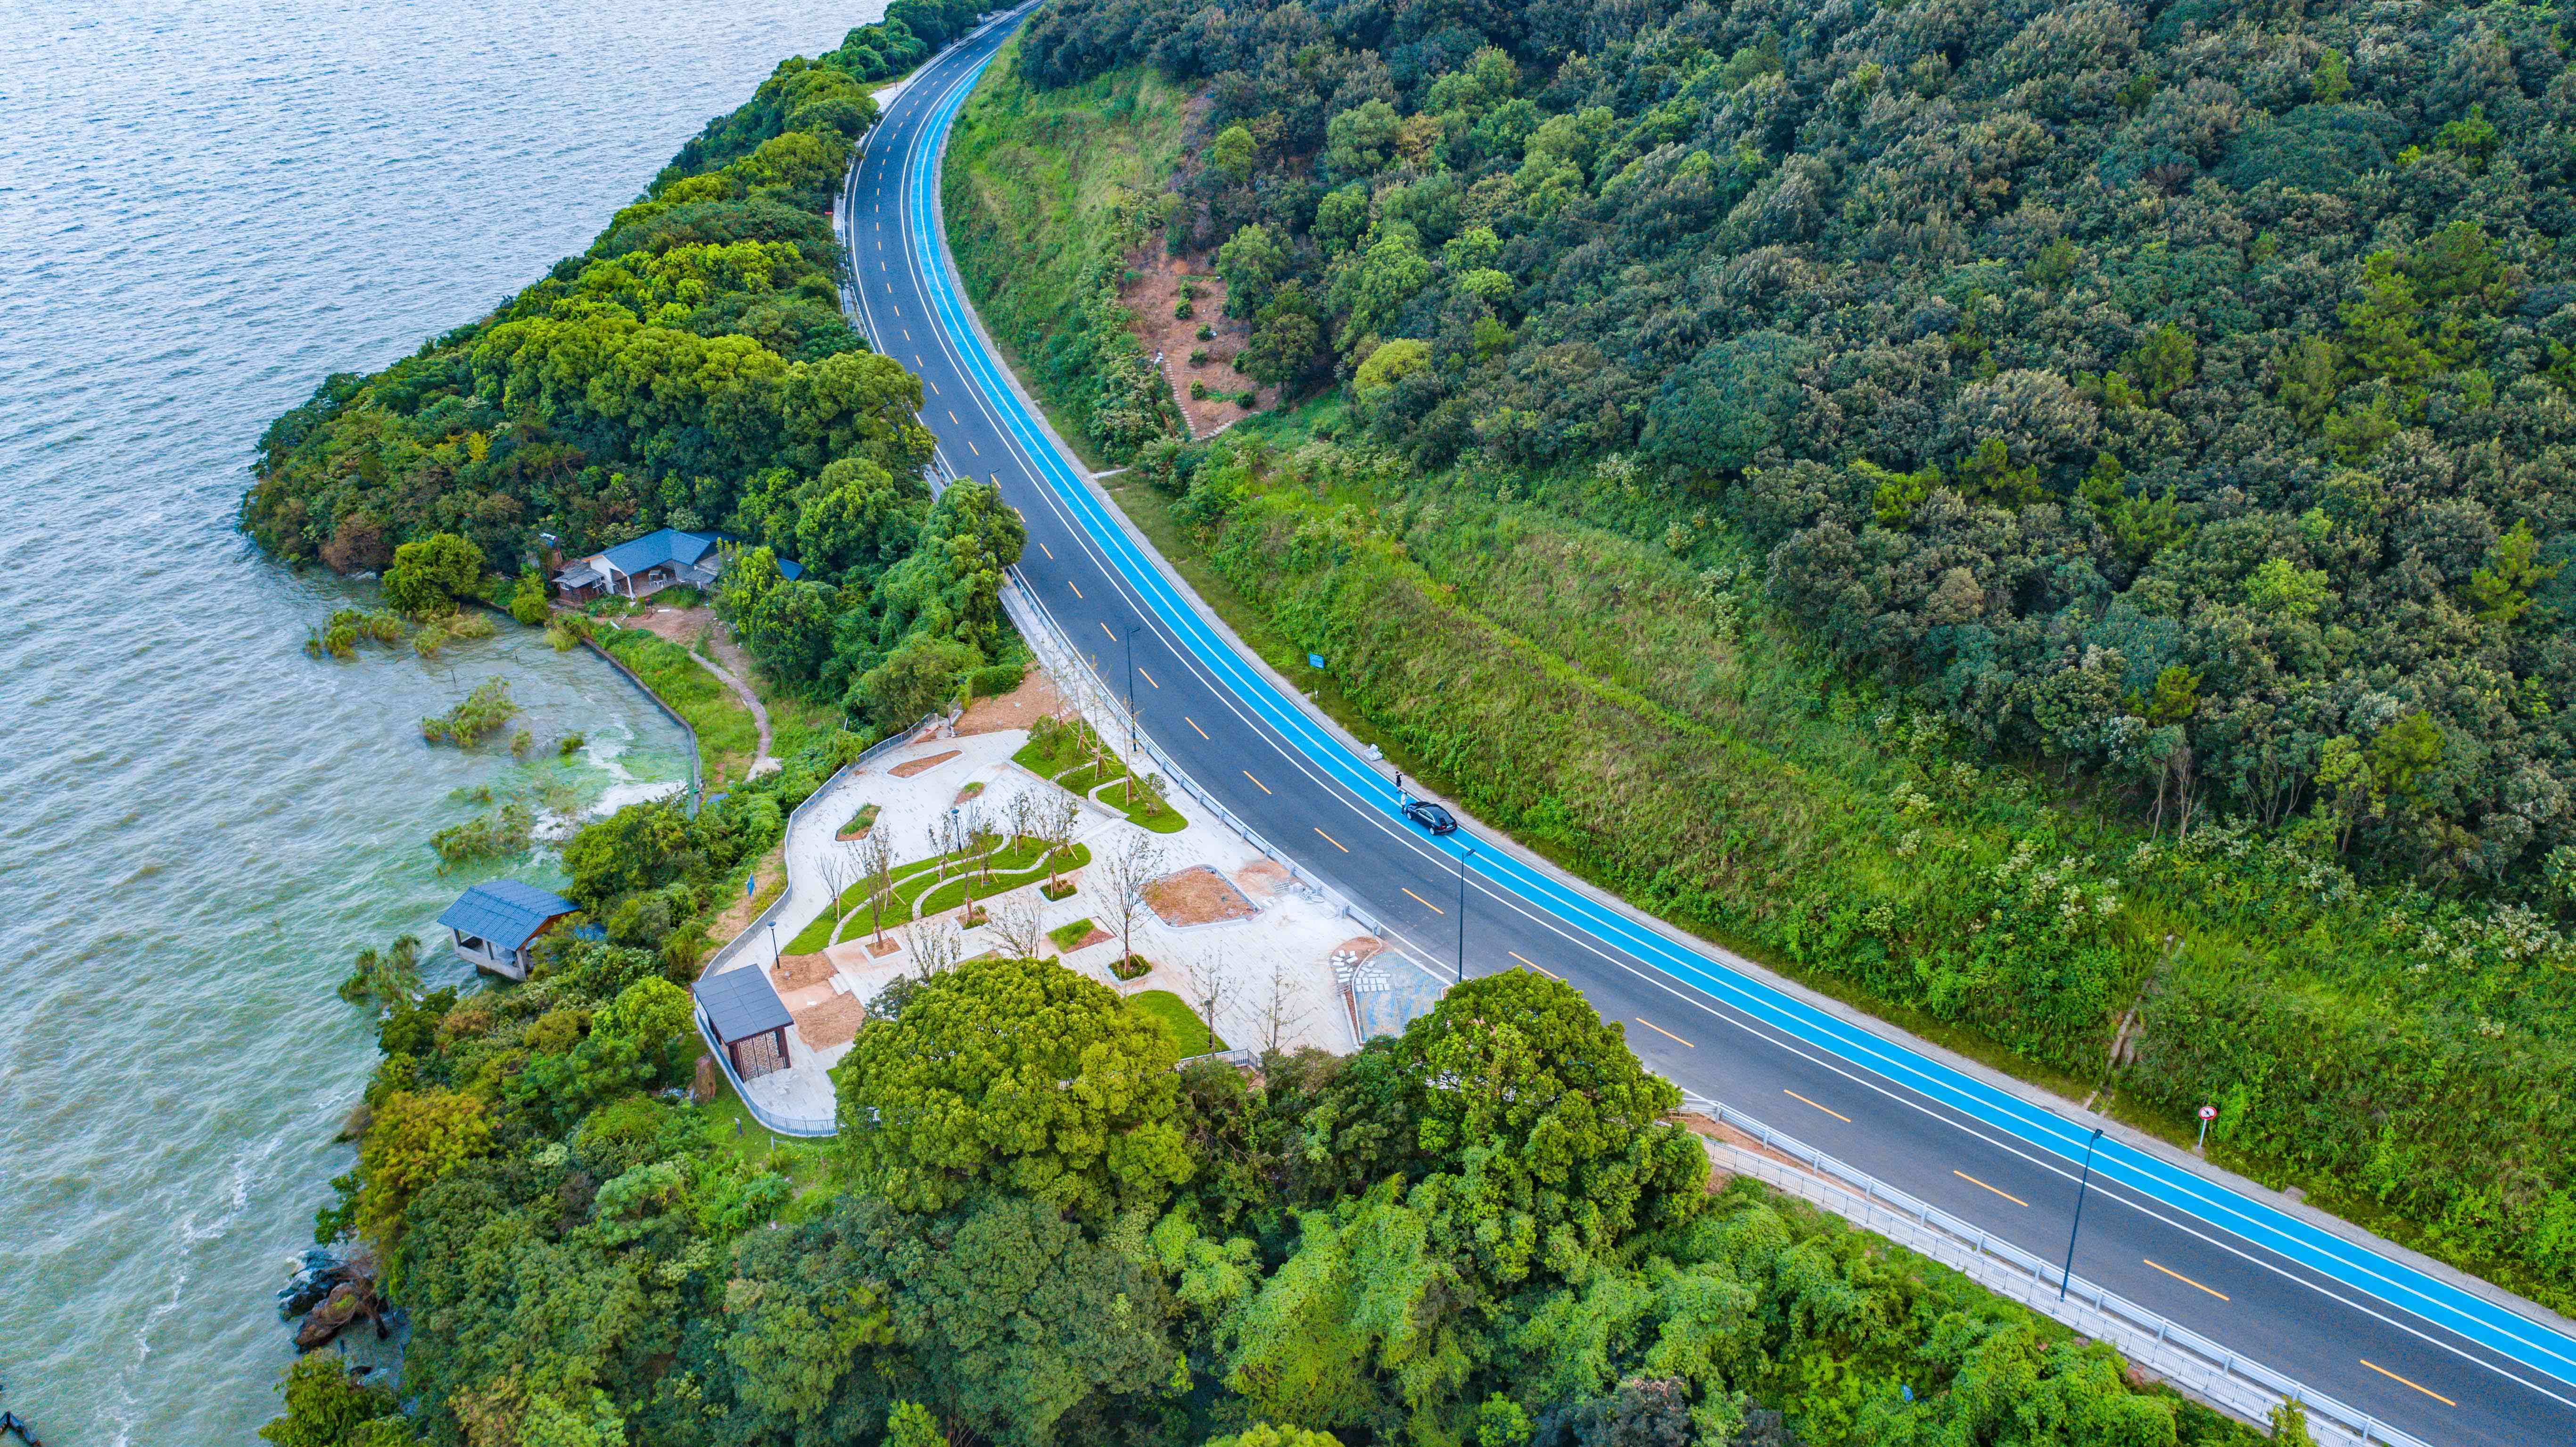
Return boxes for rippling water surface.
[0,2,879,1438]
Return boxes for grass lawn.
[1130,990,1223,1056]
[697,1078,837,1196]
[595,626,759,787]
[786,839,1093,952]
[1096,774,1188,833]
[839,803,880,837]
[1047,917,1099,952]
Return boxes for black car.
[1402,798,1458,835]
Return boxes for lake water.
[0,1,880,1439]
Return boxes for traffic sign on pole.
[2197,1104,2217,1152]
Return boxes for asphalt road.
[835,14,2576,1443]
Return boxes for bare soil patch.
[1144,865,1257,927]
[1232,858,1291,899]
[771,952,836,991]
[957,668,1072,735]
[867,937,901,957]
[791,993,866,1051]
[1335,935,1385,961]
[1065,925,1111,951]
[890,749,962,778]
[1122,250,1276,438]
[627,604,714,647]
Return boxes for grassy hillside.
[943,38,1189,462]
[947,48,2576,1314]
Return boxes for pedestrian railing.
[1000,574,1428,1044]
[692,715,939,1139]
[696,1005,838,1137]
[1680,1091,2430,1447]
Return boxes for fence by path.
[1683,1092,2430,1447]
[693,715,938,1138]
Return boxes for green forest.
[239,0,1029,727]
[952,0,2576,1314]
[283,926,2276,1447]
[1020,0,2576,894]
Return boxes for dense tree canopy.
[1023,0,2576,893]
[834,954,1192,1219]
[246,10,1024,724]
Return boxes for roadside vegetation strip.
[904,58,2576,1381]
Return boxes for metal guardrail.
[692,714,939,1139]
[1681,1091,2430,1447]
[1000,573,1429,1032]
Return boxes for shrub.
[966,661,1028,697]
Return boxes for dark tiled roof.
[436,880,576,952]
[696,965,794,1044]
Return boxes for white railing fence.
[693,715,938,1139]
[1681,1092,2430,1447]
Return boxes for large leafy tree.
[1389,970,1710,1284]
[834,955,1193,1218]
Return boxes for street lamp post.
[767,920,781,969]
[2057,1126,2105,1302]
[1123,624,1141,751]
[1454,841,1473,984]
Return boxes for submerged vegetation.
[419,678,519,748]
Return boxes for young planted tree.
[1041,792,1083,895]
[1256,953,1310,1054]
[1097,832,1166,974]
[1184,947,1230,1052]
[988,892,1048,961]
[901,914,964,978]
[857,829,897,947]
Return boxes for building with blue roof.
[551,528,801,603]
[437,879,578,980]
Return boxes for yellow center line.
[1953,1170,2029,1208]
[2360,1360,2455,1407]
[1633,1016,1693,1048]
[1038,542,1054,560]
[1401,886,1444,914]
[1783,1089,1851,1123]
[925,378,938,395]
[1100,621,1117,642]
[1507,950,1558,979]
[1314,827,1348,852]
[903,329,911,342]
[885,282,893,294]
[2143,1259,2229,1301]
[1066,580,1082,600]
[1185,716,1208,739]
[1138,666,1158,689]
[1241,770,1270,794]
[948,409,959,424]
[967,439,979,455]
